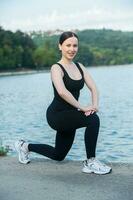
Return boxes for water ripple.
[0,65,133,163]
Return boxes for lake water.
[0,64,133,163]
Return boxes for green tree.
[75,43,94,66]
[33,40,58,68]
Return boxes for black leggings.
[28,111,100,161]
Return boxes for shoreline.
[0,63,133,77]
[5,152,133,164]
[0,69,49,77]
[0,157,133,200]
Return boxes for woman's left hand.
[84,105,98,116]
[84,109,95,116]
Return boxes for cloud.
[1,8,133,31]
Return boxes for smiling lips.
[68,53,75,56]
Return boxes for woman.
[15,31,112,175]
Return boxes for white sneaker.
[14,140,30,164]
[82,158,112,175]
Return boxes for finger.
[85,111,91,116]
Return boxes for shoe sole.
[82,168,112,175]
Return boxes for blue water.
[0,65,133,163]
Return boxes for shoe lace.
[86,158,103,167]
[93,158,103,165]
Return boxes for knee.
[87,113,100,127]
[94,113,100,123]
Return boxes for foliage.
[0,27,35,71]
[33,40,59,68]
[78,29,133,66]
[0,27,133,71]
[0,146,8,156]
[0,138,8,156]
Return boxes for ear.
[58,44,62,51]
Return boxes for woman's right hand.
[79,105,98,116]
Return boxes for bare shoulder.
[77,62,87,72]
[51,64,62,72]
[51,64,64,77]
[77,62,94,82]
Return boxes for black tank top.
[50,62,84,112]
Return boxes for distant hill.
[0,27,133,71]
[78,29,133,49]
[31,29,133,66]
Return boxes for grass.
[0,146,8,156]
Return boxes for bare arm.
[51,64,83,110]
[79,63,99,110]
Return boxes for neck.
[59,57,73,65]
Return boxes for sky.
[0,0,133,32]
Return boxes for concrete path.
[0,157,132,200]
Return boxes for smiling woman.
[14,31,112,175]
[59,32,78,63]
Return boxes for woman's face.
[59,36,78,61]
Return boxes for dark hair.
[59,31,79,45]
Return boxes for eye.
[66,44,71,47]
[73,44,78,47]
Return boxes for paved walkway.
[0,157,133,200]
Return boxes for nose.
[70,46,76,52]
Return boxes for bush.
[0,146,8,156]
